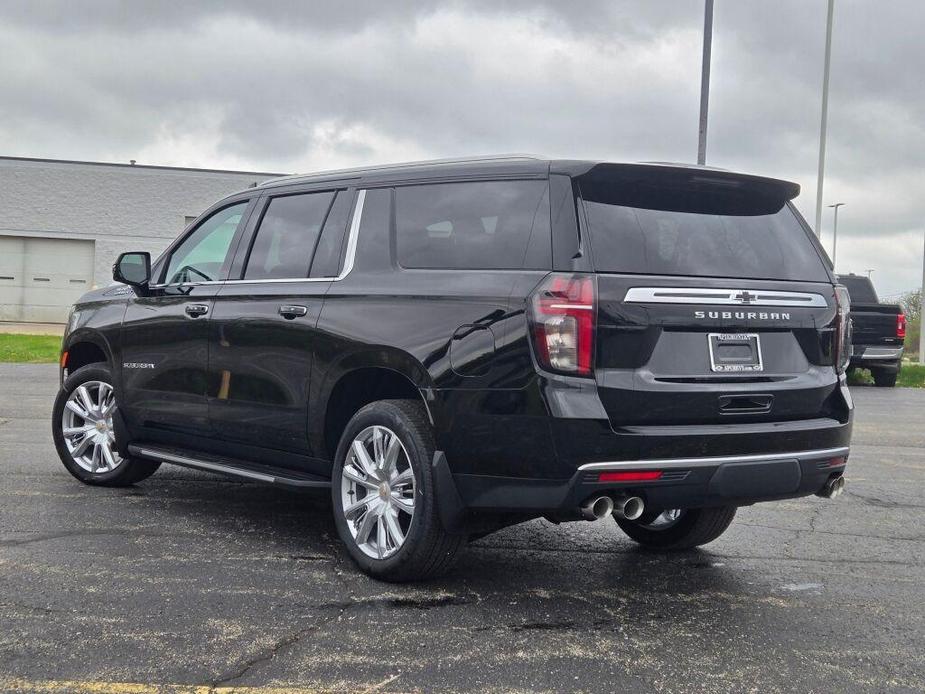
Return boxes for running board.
[128,444,331,489]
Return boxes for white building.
[0,156,283,323]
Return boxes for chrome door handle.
[278,304,308,319]
[185,303,209,317]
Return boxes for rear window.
[581,181,828,281]
[395,180,550,270]
[837,275,878,303]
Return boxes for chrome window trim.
[623,287,828,308]
[577,446,849,472]
[149,189,367,289]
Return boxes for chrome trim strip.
[150,189,368,289]
[577,446,850,472]
[133,447,277,483]
[131,446,331,487]
[338,188,365,280]
[221,277,331,285]
[623,287,828,308]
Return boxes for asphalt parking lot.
[1,364,923,693]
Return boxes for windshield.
[581,181,829,282]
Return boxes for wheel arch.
[63,330,113,376]
[317,349,436,462]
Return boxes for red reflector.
[598,470,663,483]
[827,456,847,467]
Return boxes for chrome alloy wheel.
[61,380,123,474]
[641,509,685,530]
[340,425,416,560]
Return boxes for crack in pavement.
[736,521,925,543]
[206,530,367,691]
[0,528,177,547]
[844,490,925,510]
[206,601,355,692]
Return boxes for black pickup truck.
[837,274,906,387]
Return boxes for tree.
[899,289,921,323]
[899,289,921,355]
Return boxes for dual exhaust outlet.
[582,474,845,521]
[816,474,846,499]
[580,494,645,521]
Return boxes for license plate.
[708,333,763,372]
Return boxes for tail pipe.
[612,495,645,521]
[580,495,614,521]
[817,474,846,499]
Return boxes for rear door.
[576,166,840,429]
[207,186,355,467]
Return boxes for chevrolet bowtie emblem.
[734,290,756,304]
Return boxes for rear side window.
[581,182,828,282]
[244,191,335,280]
[309,190,353,278]
[395,180,550,270]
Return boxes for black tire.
[871,369,898,388]
[614,506,737,550]
[52,364,160,487]
[331,399,466,582]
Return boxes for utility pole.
[814,0,836,237]
[920,230,924,365]
[697,0,714,165]
[828,202,845,268]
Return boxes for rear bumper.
[447,446,850,517]
[850,345,903,371]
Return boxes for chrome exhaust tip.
[817,475,846,499]
[580,495,615,521]
[613,496,645,521]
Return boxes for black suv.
[53,156,853,580]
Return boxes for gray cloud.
[0,0,922,296]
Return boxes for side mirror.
[113,252,151,295]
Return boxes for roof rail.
[257,153,547,188]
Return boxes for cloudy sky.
[1,1,922,296]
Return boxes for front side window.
[244,191,336,280]
[164,202,248,284]
[395,180,550,270]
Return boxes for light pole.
[814,0,837,236]
[697,0,714,165]
[920,230,924,365]
[828,202,845,268]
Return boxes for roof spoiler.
[576,162,801,202]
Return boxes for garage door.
[0,236,95,323]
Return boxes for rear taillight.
[528,273,596,377]
[833,285,851,374]
[897,313,907,339]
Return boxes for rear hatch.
[577,164,844,428]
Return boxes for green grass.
[0,333,62,363]
[848,363,925,388]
